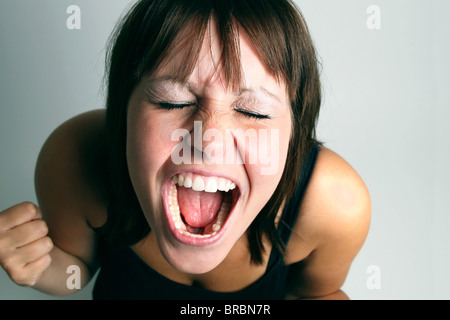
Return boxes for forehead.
[153,18,288,99]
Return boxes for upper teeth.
[171,173,237,193]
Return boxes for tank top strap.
[278,145,320,245]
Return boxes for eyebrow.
[145,76,186,87]
[145,76,282,104]
[238,87,282,104]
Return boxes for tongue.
[177,185,223,228]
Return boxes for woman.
[0,0,370,299]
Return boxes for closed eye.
[234,108,271,120]
[158,102,197,110]
[157,101,270,119]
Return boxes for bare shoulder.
[34,109,108,265]
[285,146,371,265]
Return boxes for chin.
[159,241,233,274]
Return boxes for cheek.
[242,120,291,208]
[126,109,176,183]
[242,118,291,178]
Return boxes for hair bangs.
[133,0,299,96]
[136,12,243,91]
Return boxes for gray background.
[0,0,449,300]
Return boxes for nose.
[190,111,233,165]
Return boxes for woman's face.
[126,22,292,274]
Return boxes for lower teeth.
[168,183,231,238]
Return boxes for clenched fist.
[0,202,53,287]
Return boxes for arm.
[285,148,371,300]
[32,110,108,296]
[0,110,106,296]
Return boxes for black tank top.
[92,146,320,300]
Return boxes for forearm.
[32,245,94,296]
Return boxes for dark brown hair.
[104,0,322,264]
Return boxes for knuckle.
[20,202,38,216]
[41,254,52,268]
[41,237,53,252]
[1,202,40,230]
[34,220,48,236]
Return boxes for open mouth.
[163,172,240,246]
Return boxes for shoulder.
[285,146,371,264]
[35,109,108,229]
